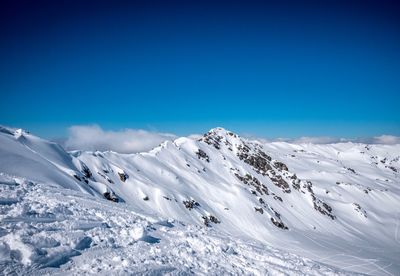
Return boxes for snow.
[0,174,350,275]
[0,125,399,275]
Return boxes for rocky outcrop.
[103,191,118,202]
[202,215,221,227]
[237,146,273,175]
[274,161,288,171]
[81,163,93,179]
[236,143,291,193]
[118,172,129,182]
[271,217,288,230]
[268,174,290,193]
[353,203,367,218]
[196,149,210,162]
[235,173,269,195]
[183,199,200,210]
[201,130,223,150]
[304,181,335,220]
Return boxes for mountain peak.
[200,127,241,150]
[206,127,236,137]
[203,127,241,142]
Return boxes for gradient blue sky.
[1,0,399,139]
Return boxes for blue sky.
[1,0,399,139]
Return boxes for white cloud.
[245,134,349,144]
[63,125,400,153]
[251,135,400,145]
[65,125,177,153]
[370,135,400,145]
[291,136,348,144]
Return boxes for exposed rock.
[118,172,129,182]
[353,203,367,218]
[183,199,200,210]
[209,215,220,224]
[347,167,356,174]
[273,210,281,219]
[103,192,118,202]
[235,173,269,195]
[202,215,220,226]
[81,163,92,179]
[237,148,273,175]
[305,181,335,220]
[270,217,288,230]
[227,131,237,137]
[273,195,283,202]
[292,179,301,191]
[196,149,210,162]
[236,144,292,193]
[269,175,290,193]
[364,187,372,194]
[274,161,288,171]
[202,216,210,227]
[201,131,223,150]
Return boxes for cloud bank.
[369,135,400,145]
[256,135,400,145]
[65,125,176,153]
[64,125,400,154]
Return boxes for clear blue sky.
[1,0,399,138]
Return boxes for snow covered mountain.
[1,125,399,275]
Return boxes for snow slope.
[0,126,399,275]
[0,174,350,275]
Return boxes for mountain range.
[0,125,399,275]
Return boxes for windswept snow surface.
[0,126,399,275]
[0,174,348,275]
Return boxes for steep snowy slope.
[0,174,351,275]
[1,126,399,275]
